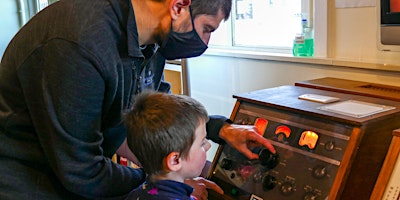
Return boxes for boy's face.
[181,119,210,178]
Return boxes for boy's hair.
[124,92,209,175]
[191,0,232,21]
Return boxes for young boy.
[124,92,212,200]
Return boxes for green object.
[293,37,314,57]
[293,18,314,57]
[231,188,238,196]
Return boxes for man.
[0,0,275,199]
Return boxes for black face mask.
[158,7,208,60]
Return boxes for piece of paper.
[336,0,376,8]
[318,100,395,118]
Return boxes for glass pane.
[38,0,49,10]
[209,20,231,46]
[233,0,303,48]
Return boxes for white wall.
[187,6,400,117]
[334,7,400,64]
[188,56,400,117]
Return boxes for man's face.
[170,8,225,45]
[159,7,226,59]
[193,9,225,45]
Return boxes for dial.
[262,175,277,191]
[259,148,280,169]
[303,191,318,200]
[325,141,335,151]
[252,171,263,183]
[313,165,327,179]
[280,181,296,196]
[221,158,233,170]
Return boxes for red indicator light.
[254,118,268,136]
[275,125,291,138]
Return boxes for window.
[37,0,49,10]
[17,0,58,26]
[210,0,319,55]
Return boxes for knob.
[221,158,233,170]
[262,175,277,191]
[312,165,327,179]
[259,149,280,169]
[303,191,318,200]
[252,171,263,183]
[280,181,296,196]
[325,141,335,151]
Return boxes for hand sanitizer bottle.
[293,18,314,57]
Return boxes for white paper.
[318,100,395,118]
[336,0,376,8]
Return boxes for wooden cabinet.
[370,129,400,200]
[164,59,189,95]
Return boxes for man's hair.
[191,0,232,21]
[124,92,209,175]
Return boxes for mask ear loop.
[189,6,196,32]
[188,6,207,46]
[158,6,198,53]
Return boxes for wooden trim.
[229,101,241,121]
[329,127,363,200]
[206,101,241,180]
[370,129,400,199]
[394,128,400,137]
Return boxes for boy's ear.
[165,152,183,172]
[170,0,191,20]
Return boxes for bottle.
[292,33,306,56]
[293,18,314,57]
[303,18,314,57]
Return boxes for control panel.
[207,85,400,200]
[209,103,352,200]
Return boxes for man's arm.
[19,40,145,198]
[207,115,276,159]
[206,115,230,144]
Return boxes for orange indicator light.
[254,118,268,136]
[298,131,319,149]
[275,125,291,138]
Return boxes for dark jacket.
[126,179,195,200]
[0,0,227,199]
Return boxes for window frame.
[207,0,328,59]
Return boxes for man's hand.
[219,123,276,160]
[185,177,224,200]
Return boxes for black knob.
[325,141,335,151]
[303,191,318,200]
[312,165,327,179]
[262,175,277,191]
[259,149,280,169]
[252,171,263,183]
[280,181,296,196]
[220,158,233,170]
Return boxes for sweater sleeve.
[206,115,231,144]
[17,39,145,199]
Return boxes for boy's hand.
[185,177,223,200]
